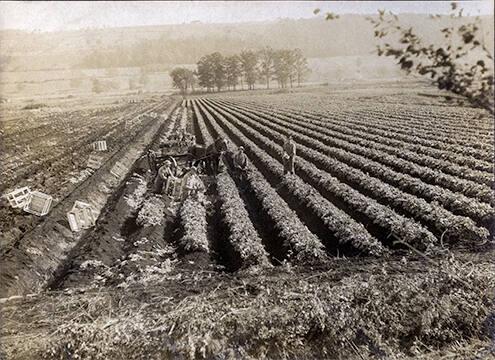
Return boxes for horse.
[187,137,228,174]
[208,137,228,174]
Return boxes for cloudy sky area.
[1,1,493,32]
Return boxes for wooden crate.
[67,201,96,232]
[23,191,52,216]
[110,161,127,179]
[165,177,183,199]
[5,187,31,208]
[92,140,107,151]
[87,154,103,170]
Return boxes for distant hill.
[1,14,493,72]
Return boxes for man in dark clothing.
[211,137,227,175]
[283,135,296,175]
[233,146,249,182]
[147,149,157,175]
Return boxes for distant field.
[0,67,178,99]
[0,55,406,100]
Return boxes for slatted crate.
[23,191,52,216]
[5,187,31,208]
[165,177,183,200]
[110,161,127,179]
[87,154,103,170]
[67,201,96,232]
[92,140,107,151]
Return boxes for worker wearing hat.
[154,159,175,193]
[233,145,249,182]
[283,135,296,175]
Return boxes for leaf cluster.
[366,2,494,114]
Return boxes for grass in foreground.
[1,250,494,359]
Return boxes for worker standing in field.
[233,146,249,183]
[283,135,296,175]
[147,149,157,175]
[154,160,175,193]
[213,137,228,175]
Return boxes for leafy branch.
[314,8,340,21]
[366,2,494,114]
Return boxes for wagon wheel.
[162,156,178,169]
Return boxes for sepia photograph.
[0,1,494,358]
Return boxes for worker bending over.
[154,160,175,193]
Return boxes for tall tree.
[240,50,258,90]
[292,48,311,87]
[211,52,226,92]
[189,70,198,93]
[197,55,215,92]
[272,49,292,89]
[225,55,241,91]
[258,47,274,89]
[286,50,298,88]
[170,67,195,94]
[197,52,226,92]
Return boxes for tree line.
[170,47,310,94]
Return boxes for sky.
[0,1,493,32]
